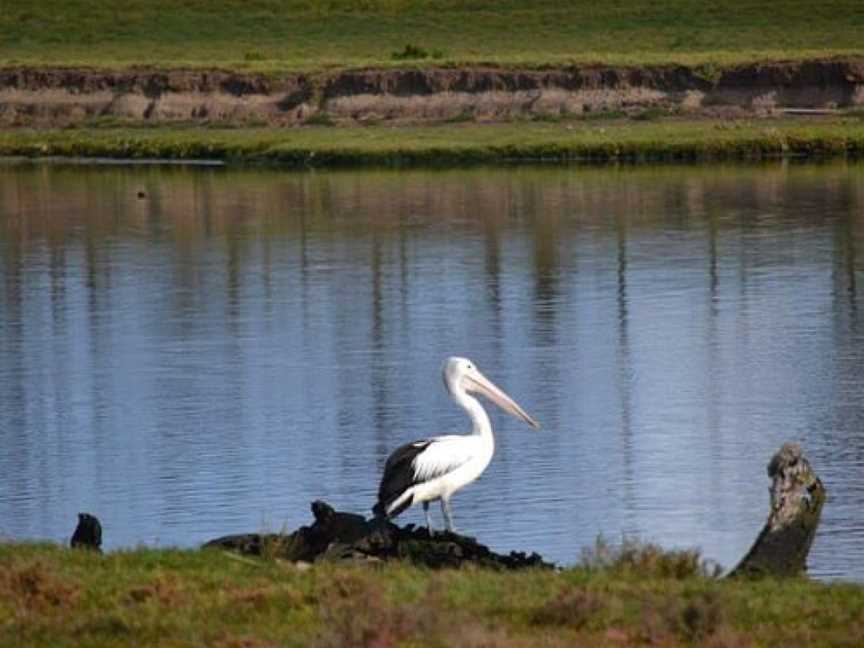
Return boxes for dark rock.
[203,500,552,570]
[70,513,102,552]
[729,443,826,578]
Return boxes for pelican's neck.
[453,388,493,440]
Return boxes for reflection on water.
[1,161,863,579]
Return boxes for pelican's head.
[443,357,540,429]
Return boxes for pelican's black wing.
[373,439,433,518]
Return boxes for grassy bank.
[2,542,863,647]
[3,118,864,166]
[1,1,863,72]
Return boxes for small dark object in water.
[729,443,825,578]
[204,500,552,570]
[70,513,103,552]
[137,190,146,199]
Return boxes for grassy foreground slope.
[3,118,864,165]
[2,542,864,647]
[1,0,863,71]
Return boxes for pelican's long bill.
[464,370,540,429]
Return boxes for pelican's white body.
[386,433,494,516]
[376,356,538,531]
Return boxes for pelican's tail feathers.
[386,492,414,518]
[372,490,414,520]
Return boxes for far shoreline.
[1,116,863,168]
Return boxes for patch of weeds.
[315,571,502,648]
[638,591,731,645]
[72,615,132,638]
[242,119,269,128]
[679,592,726,642]
[695,62,724,85]
[530,586,606,629]
[243,49,265,62]
[442,108,475,124]
[212,634,277,648]
[304,112,336,127]
[0,562,81,613]
[260,533,296,561]
[316,571,421,647]
[123,576,185,607]
[532,112,564,123]
[581,108,627,121]
[228,584,304,612]
[580,535,722,579]
[391,44,443,61]
[632,106,680,121]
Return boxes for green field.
[1,1,863,71]
[2,117,864,166]
[2,541,863,647]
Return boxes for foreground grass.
[3,117,864,166]
[1,541,863,647]
[1,1,863,72]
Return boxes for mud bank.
[2,58,864,127]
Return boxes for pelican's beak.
[465,370,540,429]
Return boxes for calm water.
[1,161,863,579]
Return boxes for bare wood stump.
[729,443,825,578]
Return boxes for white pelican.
[373,356,539,533]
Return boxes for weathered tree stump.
[70,513,103,552]
[204,500,551,570]
[729,443,825,578]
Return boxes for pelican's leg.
[441,498,457,533]
[423,502,433,534]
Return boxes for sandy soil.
[1,59,863,127]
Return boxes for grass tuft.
[580,535,723,579]
[303,112,336,127]
[391,44,434,60]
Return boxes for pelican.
[373,356,539,533]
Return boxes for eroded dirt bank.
[2,58,864,127]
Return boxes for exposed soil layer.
[2,58,864,127]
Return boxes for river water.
[1,160,862,580]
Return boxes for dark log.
[70,513,103,552]
[204,500,551,570]
[729,443,825,578]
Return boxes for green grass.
[1,1,863,72]
[2,118,864,166]
[2,541,863,647]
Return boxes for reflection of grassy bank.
[1,1,863,70]
[3,119,864,166]
[2,542,863,646]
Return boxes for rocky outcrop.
[2,58,863,126]
[204,500,552,570]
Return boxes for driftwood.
[204,500,551,570]
[70,513,103,552]
[729,443,825,578]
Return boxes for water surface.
[1,161,863,579]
